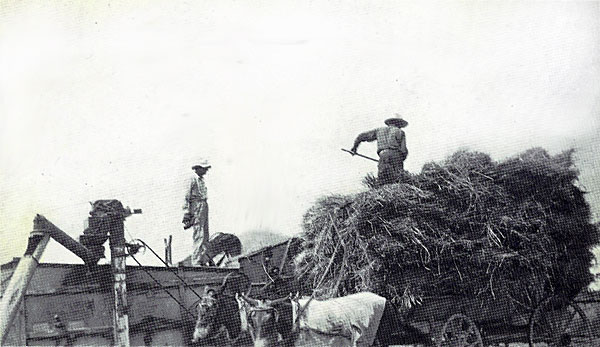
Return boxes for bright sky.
[1,1,599,278]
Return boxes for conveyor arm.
[0,214,97,344]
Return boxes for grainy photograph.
[1,1,599,346]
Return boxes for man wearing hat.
[183,159,212,266]
[350,116,408,185]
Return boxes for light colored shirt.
[355,126,407,155]
[184,176,207,211]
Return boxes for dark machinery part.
[79,200,142,260]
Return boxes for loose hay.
[295,148,600,309]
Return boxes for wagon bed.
[394,290,594,346]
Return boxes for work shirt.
[356,126,407,155]
[184,176,207,211]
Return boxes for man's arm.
[396,129,408,157]
[182,178,194,229]
[351,129,377,152]
[183,178,194,211]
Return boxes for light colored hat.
[192,159,211,169]
[384,115,408,128]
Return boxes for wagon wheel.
[528,295,592,346]
[437,313,483,347]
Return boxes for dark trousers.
[378,149,406,185]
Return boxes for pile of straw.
[295,148,599,308]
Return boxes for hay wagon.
[241,239,597,346]
[394,285,595,346]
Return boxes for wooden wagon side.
[398,292,523,346]
[394,290,594,346]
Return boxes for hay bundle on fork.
[295,148,599,310]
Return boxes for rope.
[130,239,204,300]
[129,253,197,319]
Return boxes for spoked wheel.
[437,313,483,347]
[528,295,592,346]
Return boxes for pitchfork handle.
[341,148,379,163]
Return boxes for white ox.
[238,292,390,347]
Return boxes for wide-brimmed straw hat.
[384,115,408,128]
[192,159,211,170]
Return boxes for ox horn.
[239,293,260,306]
[244,275,252,296]
[219,272,235,294]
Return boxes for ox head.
[192,273,252,344]
[192,287,219,343]
[237,293,291,347]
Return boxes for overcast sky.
[1,1,599,276]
